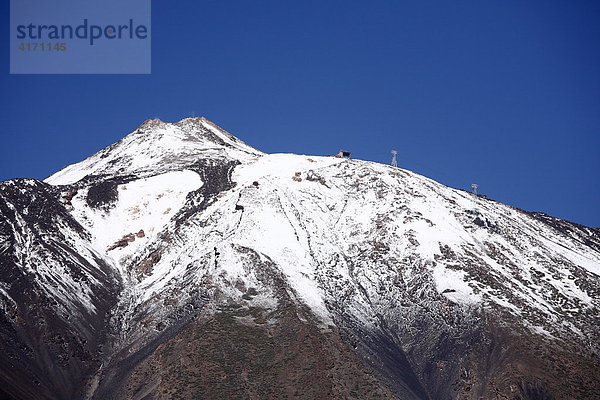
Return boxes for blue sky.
[1,0,599,227]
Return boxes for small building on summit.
[335,150,351,159]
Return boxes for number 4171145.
[18,42,66,51]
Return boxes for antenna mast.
[391,150,397,168]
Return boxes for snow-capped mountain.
[1,117,599,399]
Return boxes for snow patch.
[70,170,202,272]
[433,263,481,305]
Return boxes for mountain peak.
[173,116,209,126]
[45,117,262,185]
[4,118,600,399]
[138,117,166,129]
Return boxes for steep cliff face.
[1,117,599,399]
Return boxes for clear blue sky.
[1,0,599,227]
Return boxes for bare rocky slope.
[1,117,599,400]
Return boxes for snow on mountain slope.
[45,117,261,185]
[2,117,600,399]
[84,135,599,351]
[229,153,599,328]
[89,135,599,397]
[47,115,600,340]
[0,179,119,319]
[65,170,203,276]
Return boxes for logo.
[10,0,151,74]
[16,19,149,46]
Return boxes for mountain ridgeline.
[1,117,599,399]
